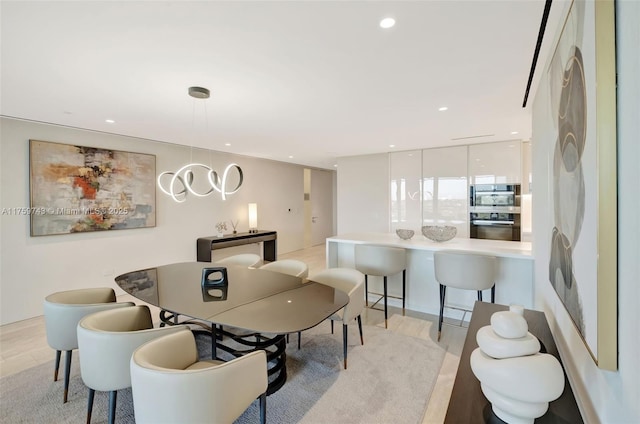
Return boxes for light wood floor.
[0,244,467,423]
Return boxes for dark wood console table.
[197,231,277,262]
[444,301,583,424]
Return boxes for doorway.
[304,168,334,248]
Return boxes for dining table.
[115,261,349,394]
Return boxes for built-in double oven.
[469,184,521,241]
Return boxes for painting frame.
[29,139,156,236]
[546,0,617,370]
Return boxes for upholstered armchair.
[130,329,268,424]
[214,253,262,268]
[309,268,366,369]
[77,305,187,424]
[43,287,134,403]
[260,259,310,348]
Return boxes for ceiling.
[1,1,568,170]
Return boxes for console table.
[197,231,277,262]
[444,301,583,424]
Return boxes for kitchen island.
[326,233,533,320]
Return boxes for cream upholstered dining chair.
[260,259,310,348]
[354,244,407,328]
[77,305,187,424]
[433,250,497,341]
[130,329,268,424]
[310,268,366,369]
[259,259,309,280]
[214,253,262,268]
[43,287,135,403]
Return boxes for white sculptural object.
[470,306,565,424]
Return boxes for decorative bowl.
[395,229,415,240]
[421,225,457,242]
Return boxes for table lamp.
[248,203,258,233]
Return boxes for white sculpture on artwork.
[470,305,565,424]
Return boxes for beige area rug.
[0,316,446,424]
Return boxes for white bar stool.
[433,250,497,341]
[354,244,407,328]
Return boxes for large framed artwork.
[29,140,156,236]
[547,0,617,370]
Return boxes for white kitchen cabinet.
[389,150,422,232]
[469,141,522,185]
[521,141,532,194]
[422,146,469,238]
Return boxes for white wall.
[0,117,334,324]
[531,1,639,422]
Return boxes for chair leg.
[331,320,334,334]
[86,388,95,424]
[477,290,483,302]
[491,285,496,303]
[54,350,61,381]
[259,392,267,424]
[108,390,117,424]
[342,323,348,369]
[357,315,364,345]
[402,269,406,316]
[297,331,301,350]
[438,284,446,341]
[63,350,72,403]
[364,275,369,307]
[211,325,217,360]
[383,276,388,328]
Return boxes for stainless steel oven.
[470,184,521,241]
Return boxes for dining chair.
[433,250,497,341]
[260,259,309,348]
[130,329,268,424]
[214,253,262,268]
[43,287,135,403]
[77,305,187,424]
[309,268,366,369]
[354,244,407,328]
[259,259,309,280]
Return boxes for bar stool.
[354,244,407,328]
[433,250,497,341]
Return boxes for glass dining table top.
[115,262,349,334]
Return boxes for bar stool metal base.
[364,271,406,329]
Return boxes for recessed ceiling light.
[511,131,519,135]
[105,119,115,124]
[333,164,338,168]
[288,155,294,159]
[379,17,395,29]
[225,143,231,146]
[438,107,448,111]
[389,144,396,148]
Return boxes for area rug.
[0,317,445,424]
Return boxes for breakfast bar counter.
[326,233,533,320]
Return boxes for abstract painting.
[546,0,617,370]
[29,140,156,236]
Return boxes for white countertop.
[327,232,532,260]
